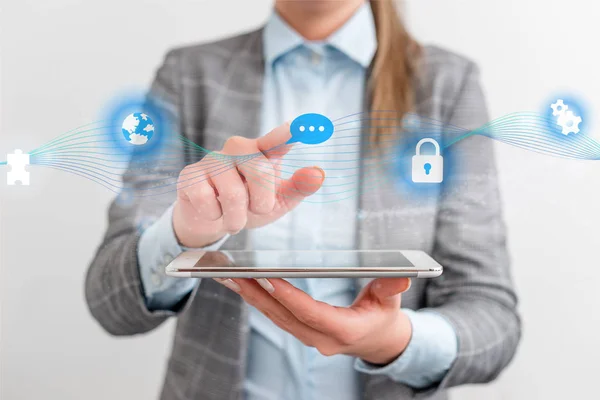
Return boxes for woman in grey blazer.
[85,1,521,399]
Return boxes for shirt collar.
[263,11,304,66]
[327,2,377,68]
[263,2,377,68]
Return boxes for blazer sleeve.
[422,62,522,394]
[84,49,191,335]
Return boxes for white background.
[1,1,599,399]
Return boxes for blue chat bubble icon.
[287,113,334,144]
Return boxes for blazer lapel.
[202,29,265,145]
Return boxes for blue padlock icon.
[412,138,443,183]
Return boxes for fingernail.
[214,278,241,293]
[256,278,275,293]
[312,166,325,179]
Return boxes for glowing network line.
[3,106,599,202]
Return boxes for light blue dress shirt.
[137,3,458,398]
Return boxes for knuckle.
[196,183,216,201]
[178,165,205,189]
[187,182,213,203]
[224,136,252,153]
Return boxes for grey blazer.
[85,29,521,400]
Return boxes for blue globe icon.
[122,112,154,145]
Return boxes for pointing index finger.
[257,122,293,160]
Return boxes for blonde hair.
[369,0,421,146]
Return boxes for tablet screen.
[191,250,415,270]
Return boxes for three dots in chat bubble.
[287,113,334,145]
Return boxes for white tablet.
[165,250,443,278]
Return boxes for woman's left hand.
[216,277,413,365]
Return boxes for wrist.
[172,200,226,248]
[360,310,412,365]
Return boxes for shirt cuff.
[137,204,229,310]
[354,308,458,389]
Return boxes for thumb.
[368,278,412,306]
[276,166,325,211]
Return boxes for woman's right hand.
[173,123,325,248]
